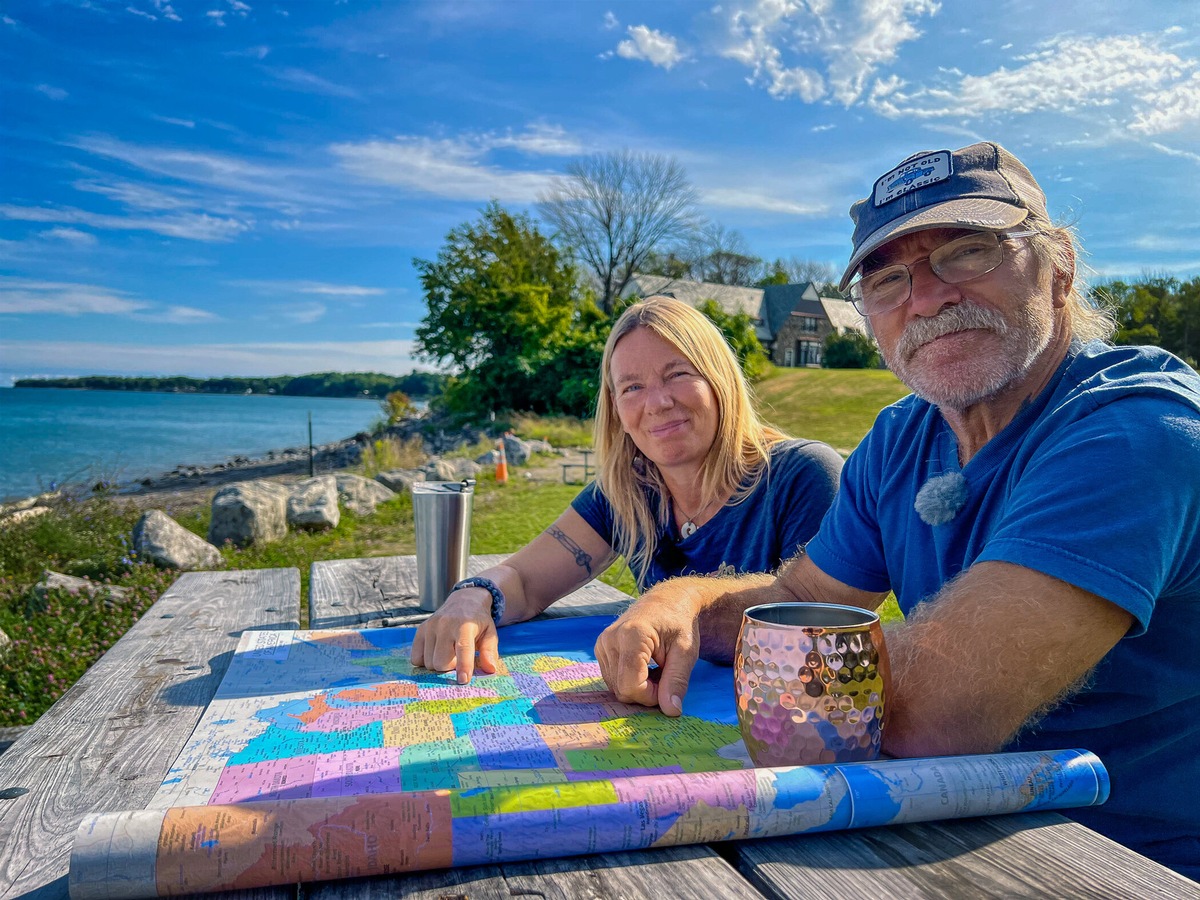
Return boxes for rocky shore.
[4,419,585,521]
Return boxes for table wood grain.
[0,568,300,900]
[729,813,1200,898]
[309,553,631,629]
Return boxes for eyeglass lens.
[853,232,1007,314]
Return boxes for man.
[594,141,1200,879]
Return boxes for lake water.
[0,387,385,502]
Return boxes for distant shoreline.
[11,372,444,402]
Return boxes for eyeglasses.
[848,230,1038,316]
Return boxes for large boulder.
[208,480,290,548]
[134,509,223,570]
[422,458,481,482]
[422,458,458,482]
[33,570,130,603]
[3,506,52,525]
[502,433,532,466]
[334,474,396,516]
[287,476,340,530]
[375,469,425,493]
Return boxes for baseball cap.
[838,141,1048,291]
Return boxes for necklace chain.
[675,496,716,538]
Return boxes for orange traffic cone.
[495,440,509,484]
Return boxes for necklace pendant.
[680,520,698,539]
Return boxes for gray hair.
[1022,209,1116,343]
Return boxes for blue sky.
[1,1,1198,384]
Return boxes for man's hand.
[595,592,701,717]
[410,589,498,685]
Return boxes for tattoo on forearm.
[549,526,593,577]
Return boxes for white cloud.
[73,178,193,212]
[151,0,181,21]
[0,203,249,242]
[155,305,220,323]
[1131,71,1200,135]
[267,66,359,98]
[616,24,686,70]
[0,340,425,377]
[36,84,68,101]
[70,135,330,209]
[207,9,226,26]
[227,44,270,59]
[490,124,584,156]
[126,6,158,21]
[717,1,955,104]
[227,0,251,14]
[1131,233,1200,253]
[1148,141,1200,164]
[827,0,940,106]
[278,301,327,325]
[868,33,1199,137]
[330,136,556,203]
[40,227,97,245]
[152,115,196,129]
[0,279,147,316]
[230,279,386,297]
[703,186,829,216]
[604,11,619,30]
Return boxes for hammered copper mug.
[735,602,889,767]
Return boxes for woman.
[411,295,843,683]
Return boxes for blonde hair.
[593,296,788,589]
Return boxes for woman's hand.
[410,587,498,685]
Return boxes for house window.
[784,347,794,367]
[797,340,821,366]
[799,315,820,333]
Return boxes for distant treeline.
[14,371,448,400]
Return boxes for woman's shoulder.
[768,437,845,473]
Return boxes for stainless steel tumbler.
[411,479,475,613]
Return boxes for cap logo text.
[874,150,952,207]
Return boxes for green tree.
[414,203,584,415]
[823,328,881,369]
[695,299,770,382]
[527,300,610,416]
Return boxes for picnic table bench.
[2,556,1196,899]
[561,448,594,484]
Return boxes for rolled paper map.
[69,748,1109,899]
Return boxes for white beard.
[883,300,1054,410]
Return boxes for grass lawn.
[753,366,910,454]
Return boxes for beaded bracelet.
[451,576,506,626]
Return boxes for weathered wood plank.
[0,568,301,900]
[309,554,630,630]
[307,845,768,899]
[729,813,1200,899]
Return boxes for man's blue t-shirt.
[571,439,842,590]
[806,341,1200,878]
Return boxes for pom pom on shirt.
[914,471,968,526]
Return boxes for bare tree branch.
[538,151,702,314]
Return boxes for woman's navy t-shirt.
[570,439,842,589]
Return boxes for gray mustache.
[897,304,1008,360]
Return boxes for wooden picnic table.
[2,555,1196,899]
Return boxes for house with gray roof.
[620,274,870,368]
